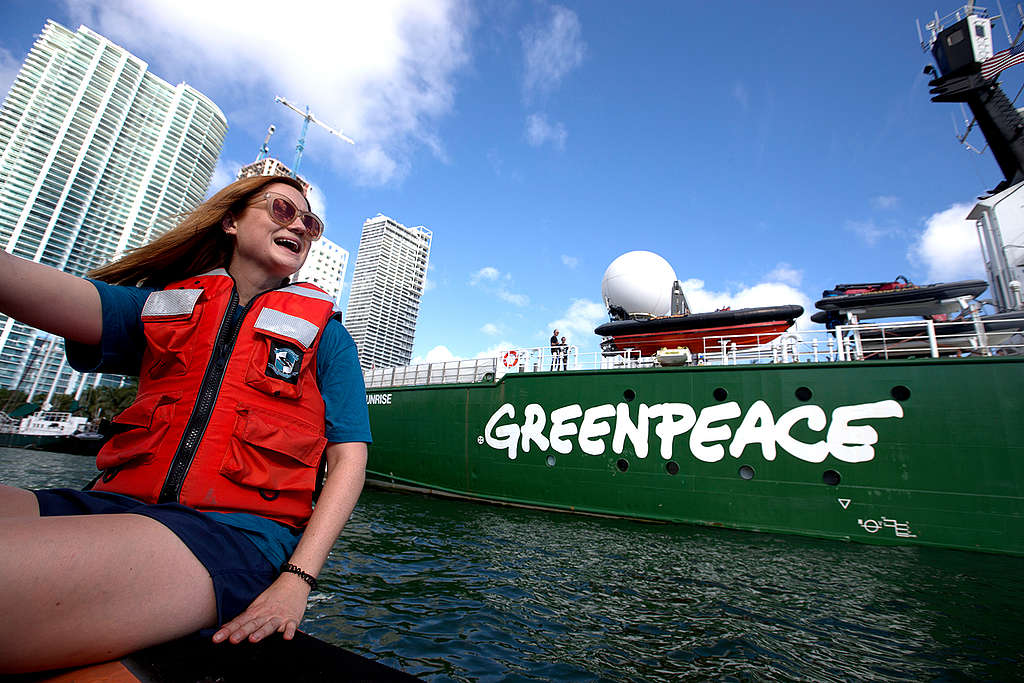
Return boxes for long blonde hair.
[88,175,308,288]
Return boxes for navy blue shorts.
[33,488,277,627]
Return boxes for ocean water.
[3,447,1023,682]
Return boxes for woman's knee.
[0,514,216,673]
[0,484,39,517]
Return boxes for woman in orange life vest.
[0,175,370,673]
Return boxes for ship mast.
[923,4,1024,192]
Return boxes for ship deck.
[364,315,1024,389]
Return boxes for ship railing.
[690,317,1024,365]
[497,345,649,374]
[361,317,1024,389]
[831,316,1024,361]
[364,357,500,388]
[362,347,648,389]
[684,329,844,366]
[0,411,18,434]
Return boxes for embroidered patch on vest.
[267,340,303,384]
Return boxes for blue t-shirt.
[66,279,372,569]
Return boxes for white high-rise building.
[347,214,431,370]
[0,21,227,402]
[295,237,348,306]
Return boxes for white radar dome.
[601,251,677,316]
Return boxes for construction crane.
[255,124,276,161]
[274,96,354,177]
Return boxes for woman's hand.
[211,442,366,646]
[211,572,311,644]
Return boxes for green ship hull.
[365,356,1024,556]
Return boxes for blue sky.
[0,1,1014,362]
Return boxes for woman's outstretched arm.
[0,250,102,344]
[211,440,368,644]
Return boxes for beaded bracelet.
[280,562,318,590]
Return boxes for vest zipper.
[157,288,253,503]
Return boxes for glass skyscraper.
[346,214,431,370]
[0,21,226,403]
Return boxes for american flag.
[981,42,1024,80]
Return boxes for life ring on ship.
[502,350,519,368]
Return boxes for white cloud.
[676,278,813,330]
[561,254,579,269]
[498,288,530,307]
[521,5,585,98]
[66,0,472,186]
[845,218,897,246]
[470,266,500,285]
[872,195,900,209]
[411,345,460,365]
[908,202,984,282]
[206,158,240,197]
[525,113,567,149]
[470,266,528,306]
[547,298,607,349]
[476,340,520,358]
[481,322,500,335]
[423,277,436,292]
[766,262,802,287]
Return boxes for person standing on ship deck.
[0,176,371,674]
[550,329,559,371]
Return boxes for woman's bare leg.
[0,513,217,673]
[0,483,40,517]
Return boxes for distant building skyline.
[236,157,311,194]
[346,214,431,370]
[0,20,226,403]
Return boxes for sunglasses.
[247,192,324,240]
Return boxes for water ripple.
[4,449,1024,681]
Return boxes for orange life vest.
[90,268,337,528]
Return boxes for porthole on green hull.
[795,386,812,401]
[623,388,636,402]
[739,465,755,480]
[891,385,911,401]
[713,387,728,401]
[546,455,556,467]
[823,469,841,486]
[616,458,629,472]
[665,461,679,475]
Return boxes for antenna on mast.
[996,0,1013,41]
[274,96,355,177]
[255,125,276,162]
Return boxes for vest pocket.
[220,406,327,492]
[243,330,312,400]
[142,290,203,379]
[96,392,181,470]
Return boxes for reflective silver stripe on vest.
[280,284,336,304]
[253,308,319,349]
[197,268,230,278]
[141,289,203,318]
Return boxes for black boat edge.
[594,304,804,336]
[11,631,422,682]
[813,278,988,312]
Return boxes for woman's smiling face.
[227,181,314,281]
